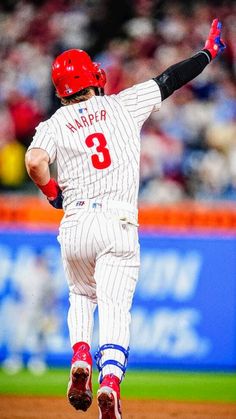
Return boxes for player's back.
[30,80,161,210]
[50,94,141,209]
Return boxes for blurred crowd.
[0,0,235,203]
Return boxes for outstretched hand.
[204,18,226,59]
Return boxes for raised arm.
[154,18,226,101]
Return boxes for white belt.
[65,199,137,214]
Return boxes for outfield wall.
[0,219,236,371]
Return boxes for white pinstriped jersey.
[28,79,162,210]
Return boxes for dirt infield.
[0,395,236,419]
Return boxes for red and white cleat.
[97,374,122,419]
[67,343,93,411]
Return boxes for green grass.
[0,368,236,403]
[123,370,236,403]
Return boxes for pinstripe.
[99,98,121,201]
[65,106,88,188]
[68,293,96,344]
[107,99,133,202]
[76,215,96,290]
[105,97,125,195]
[90,100,105,195]
[50,117,68,178]
[111,97,140,203]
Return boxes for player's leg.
[58,212,97,411]
[94,212,140,418]
[66,293,96,411]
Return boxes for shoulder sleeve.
[27,121,56,164]
[117,80,162,128]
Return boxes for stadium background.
[0,0,236,418]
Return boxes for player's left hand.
[48,189,63,209]
[204,18,226,59]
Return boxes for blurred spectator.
[0,140,26,190]
[139,120,185,203]
[0,104,15,147]
[0,0,235,202]
[7,91,43,147]
[0,103,26,190]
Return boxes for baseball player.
[25,19,225,419]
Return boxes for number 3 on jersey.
[85,132,111,169]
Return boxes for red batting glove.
[204,18,226,60]
[37,178,59,200]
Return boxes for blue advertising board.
[131,232,236,369]
[0,227,235,371]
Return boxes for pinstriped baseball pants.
[58,208,140,379]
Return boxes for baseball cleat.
[97,374,122,419]
[67,360,93,411]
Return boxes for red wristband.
[37,178,59,199]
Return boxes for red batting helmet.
[51,49,106,98]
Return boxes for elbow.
[25,149,49,176]
[25,153,40,174]
[153,75,174,101]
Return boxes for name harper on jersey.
[66,109,106,133]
